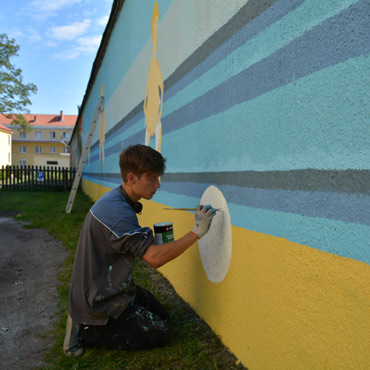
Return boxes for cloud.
[27,0,83,20]
[50,19,91,41]
[75,35,102,53]
[52,34,101,60]
[97,15,109,27]
[26,28,42,43]
[52,49,80,60]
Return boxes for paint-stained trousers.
[78,286,170,350]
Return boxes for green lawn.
[0,190,245,370]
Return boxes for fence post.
[10,166,13,191]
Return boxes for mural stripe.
[161,170,370,194]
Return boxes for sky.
[0,0,114,115]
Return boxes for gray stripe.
[85,168,370,195]
[161,170,370,195]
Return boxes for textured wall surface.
[77,0,370,368]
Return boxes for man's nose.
[155,178,160,188]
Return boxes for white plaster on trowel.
[199,186,232,282]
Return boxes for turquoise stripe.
[164,0,358,117]
[162,55,370,172]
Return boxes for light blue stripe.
[164,0,358,117]
[162,55,370,173]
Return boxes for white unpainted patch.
[199,185,232,283]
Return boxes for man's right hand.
[191,205,217,239]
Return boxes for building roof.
[0,122,12,133]
[0,113,77,127]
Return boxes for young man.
[64,144,216,357]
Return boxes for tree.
[0,34,37,132]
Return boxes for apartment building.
[1,112,77,168]
[0,123,12,167]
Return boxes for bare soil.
[0,216,68,369]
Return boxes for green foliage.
[0,191,246,370]
[0,34,37,132]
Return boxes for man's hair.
[119,144,166,181]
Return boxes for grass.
[0,190,245,370]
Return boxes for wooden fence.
[1,165,76,191]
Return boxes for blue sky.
[0,0,114,115]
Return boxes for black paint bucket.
[154,222,174,244]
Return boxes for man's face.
[132,172,161,200]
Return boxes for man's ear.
[127,172,137,184]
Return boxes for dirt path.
[0,217,68,369]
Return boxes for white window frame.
[50,146,56,153]
[20,160,26,167]
[20,146,26,153]
[50,132,56,139]
[20,132,26,139]
[63,132,70,140]
[63,146,70,153]
[35,131,42,139]
[35,146,42,153]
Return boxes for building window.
[20,146,26,153]
[20,132,26,139]
[50,146,56,153]
[63,146,70,153]
[35,146,42,153]
[50,132,56,139]
[20,160,26,167]
[35,131,42,139]
[63,132,70,140]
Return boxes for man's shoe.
[63,314,84,358]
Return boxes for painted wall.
[76,1,370,368]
